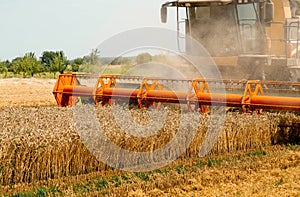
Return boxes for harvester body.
[53,1,300,113]
[161,0,300,81]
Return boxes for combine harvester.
[54,0,300,114]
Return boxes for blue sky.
[0,0,176,60]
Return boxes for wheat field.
[0,105,299,186]
[0,78,299,196]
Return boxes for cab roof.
[162,0,233,7]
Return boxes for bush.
[136,53,152,64]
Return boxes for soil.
[0,78,57,107]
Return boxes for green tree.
[2,60,12,72]
[40,51,57,72]
[11,57,25,76]
[23,52,42,77]
[78,63,102,73]
[71,57,84,72]
[84,49,100,65]
[111,56,133,65]
[11,53,41,77]
[0,61,8,78]
[49,51,69,78]
[136,53,152,64]
[111,57,123,65]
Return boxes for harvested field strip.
[0,78,56,107]
[1,145,299,196]
[0,106,299,185]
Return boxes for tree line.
[0,50,154,78]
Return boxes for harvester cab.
[161,0,300,81]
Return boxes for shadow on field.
[273,123,300,145]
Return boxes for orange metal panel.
[146,90,187,103]
[251,96,300,111]
[53,74,300,113]
[101,88,140,99]
[63,86,94,96]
